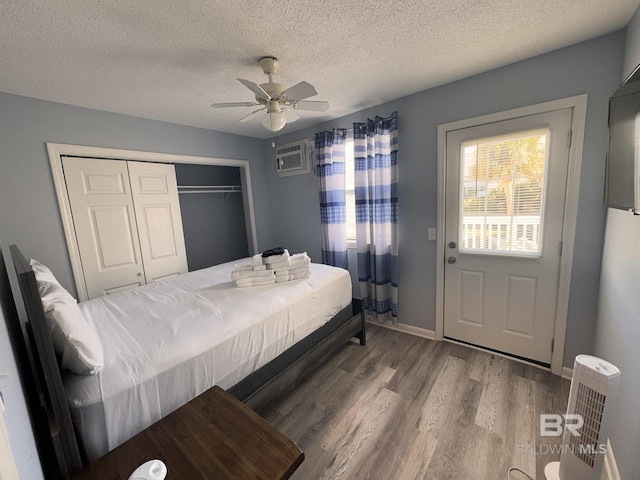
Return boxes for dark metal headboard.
[9,245,82,479]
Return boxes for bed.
[9,245,365,479]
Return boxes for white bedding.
[63,259,351,460]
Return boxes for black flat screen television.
[607,64,640,214]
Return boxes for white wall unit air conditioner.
[544,355,621,480]
[276,140,310,177]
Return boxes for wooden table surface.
[72,386,304,480]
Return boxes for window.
[459,129,549,256]
[345,135,356,245]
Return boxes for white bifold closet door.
[62,157,187,299]
[127,161,188,283]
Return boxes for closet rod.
[177,185,242,194]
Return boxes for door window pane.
[459,129,549,256]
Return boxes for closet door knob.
[137,272,144,277]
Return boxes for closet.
[175,164,249,271]
[62,157,188,299]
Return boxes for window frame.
[344,133,357,247]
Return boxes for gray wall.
[266,33,624,367]
[175,164,249,270]
[0,92,274,296]
[593,7,640,479]
[0,93,273,479]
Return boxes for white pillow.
[44,290,104,375]
[38,277,76,307]
[30,258,60,285]
[29,259,104,375]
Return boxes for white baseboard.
[562,366,573,380]
[603,439,621,480]
[366,319,436,340]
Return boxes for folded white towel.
[288,265,310,276]
[236,275,276,287]
[267,263,289,273]
[253,264,267,271]
[268,260,288,270]
[290,252,310,262]
[232,267,274,281]
[289,261,311,270]
[251,253,264,266]
[289,259,310,270]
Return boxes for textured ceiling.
[1,1,639,139]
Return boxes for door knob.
[447,256,457,264]
[137,272,144,277]
[448,241,457,249]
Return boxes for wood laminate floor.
[259,324,571,480]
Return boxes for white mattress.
[63,259,351,460]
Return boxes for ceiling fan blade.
[238,79,270,100]
[282,81,317,101]
[239,108,265,123]
[294,100,330,112]
[283,110,299,122]
[211,101,259,108]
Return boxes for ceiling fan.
[211,56,329,132]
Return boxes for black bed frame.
[9,244,365,479]
[1,245,81,479]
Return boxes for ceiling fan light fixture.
[261,111,286,132]
[212,56,329,132]
[261,101,286,132]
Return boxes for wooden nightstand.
[72,386,304,480]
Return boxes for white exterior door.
[63,157,146,298]
[443,108,572,364]
[128,161,188,281]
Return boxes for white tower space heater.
[545,355,621,480]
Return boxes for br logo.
[540,414,583,437]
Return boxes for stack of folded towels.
[263,249,291,282]
[231,248,312,287]
[231,260,275,287]
[284,252,312,282]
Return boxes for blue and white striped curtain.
[316,129,348,269]
[353,111,398,323]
